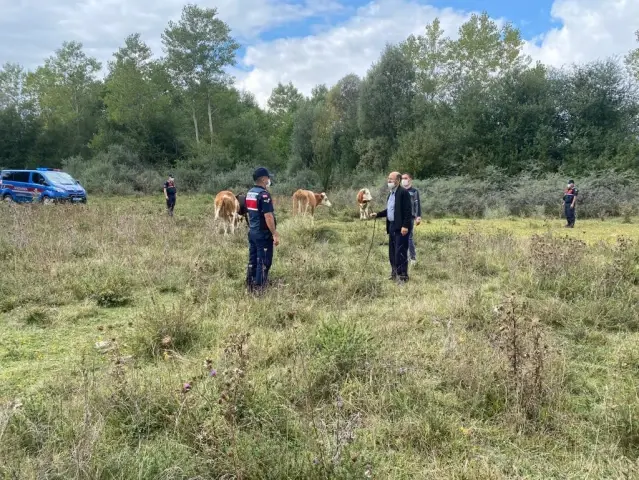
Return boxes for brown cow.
[292,189,332,216]
[214,190,241,235]
[357,188,373,219]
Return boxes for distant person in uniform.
[163,175,177,217]
[371,171,413,283]
[245,167,279,293]
[563,179,578,228]
[401,173,422,265]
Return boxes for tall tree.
[328,74,361,170]
[626,30,639,80]
[357,44,415,170]
[444,12,529,92]
[162,4,239,147]
[400,18,448,99]
[99,34,182,163]
[312,100,340,190]
[0,63,26,109]
[267,82,304,165]
[290,101,315,172]
[24,41,102,159]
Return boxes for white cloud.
[0,0,342,68]
[236,0,473,106]
[2,0,638,110]
[237,0,639,108]
[524,0,639,67]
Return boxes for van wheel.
[3,195,13,204]
[42,196,54,205]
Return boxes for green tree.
[444,12,529,92]
[23,41,102,159]
[312,100,340,190]
[0,63,26,109]
[98,34,183,163]
[625,30,639,80]
[400,18,447,99]
[357,44,415,170]
[290,100,316,172]
[327,74,361,170]
[267,82,305,166]
[162,3,239,146]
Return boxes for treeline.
[1,5,639,194]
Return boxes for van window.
[1,171,10,181]
[11,172,30,182]
[32,173,47,185]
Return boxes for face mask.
[267,179,272,188]
[401,179,409,187]
[387,182,395,189]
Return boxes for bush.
[133,298,204,358]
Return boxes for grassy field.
[1,194,639,479]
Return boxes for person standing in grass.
[371,171,413,283]
[245,167,280,293]
[402,173,422,265]
[163,175,177,217]
[563,179,578,228]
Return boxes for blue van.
[0,168,87,204]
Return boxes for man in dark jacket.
[402,173,422,264]
[371,172,413,282]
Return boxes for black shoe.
[388,275,397,281]
[398,276,409,283]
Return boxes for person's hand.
[370,213,377,218]
[570,204,575,209]
[273,232,280,246]
[415,216,421,226]
[401,227,408,236]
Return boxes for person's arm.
[415,189,422,224]
[400,190,412,234]
[264,212,279,245]
[571,190,577,208]
[163,186,168,200]
[372,209,387,218]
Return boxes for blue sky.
[1,0,638,106]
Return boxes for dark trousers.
[248,233,274,290]
[388,225,410,280]
[565,204,575,227]
[166,196,176,216]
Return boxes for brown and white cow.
[292,189,331,216]
[357,188,373,219]
[214,190,241,235]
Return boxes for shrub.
[133,298,204,358]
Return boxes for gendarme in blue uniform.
[563,180,578,228]
[246,167,276,290]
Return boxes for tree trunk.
[192,104,199,144]
[207,95,214,146]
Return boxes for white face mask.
[387,182,395,189]
[401,179,409,187]
[267,179,272,188]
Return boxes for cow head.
[359,188,372,203]
[319,192,332,207]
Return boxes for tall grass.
[1,196,638,478]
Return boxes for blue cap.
[253,167,272,181]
